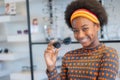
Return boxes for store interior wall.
[0,0,120,80]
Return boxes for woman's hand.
[44,41,60,72]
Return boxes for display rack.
[25,0,120,80]
[0,15,25,22]
[0,53,28,61]
[0,0,30,79]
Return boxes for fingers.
[44,41,60,69]
[48,40,55,47]
[45,42,60,56]
[44,40,55,55]
[54,48,60,57]
[44,40,60,57]
[46,41,54,52]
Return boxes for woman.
[44,0,119,80]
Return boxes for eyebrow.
[73,24,88,29]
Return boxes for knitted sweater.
[46,44,119,80]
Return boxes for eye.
[72,29,79,33]
[82,27,89,32]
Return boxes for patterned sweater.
[46,44,119,80]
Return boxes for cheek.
[88,28,98,37]
[74,33,78,39]
[89,31,97,39]
[91,34,94,38]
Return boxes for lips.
[78,37,90,44]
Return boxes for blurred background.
[0,0,120,80]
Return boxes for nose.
[77,30,85,39]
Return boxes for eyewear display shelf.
[0,0,30,79]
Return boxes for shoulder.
[104,46,118,55]
[103,45,119,60]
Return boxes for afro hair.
[64,0,108,29]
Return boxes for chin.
[81,42,91,48]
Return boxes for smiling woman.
[71,17,100,48]
[44,0,119,80]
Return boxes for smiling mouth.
[78,37,90,44]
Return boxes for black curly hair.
[64,0,108,29]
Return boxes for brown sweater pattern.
[46,44,119,80]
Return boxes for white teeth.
[79,37,89,43]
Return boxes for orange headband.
[70,9,100,24]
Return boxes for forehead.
[71,17,93,28]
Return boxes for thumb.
[54,48,60,57]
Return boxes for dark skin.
[44,41,60,72]
[44,16,100,72]
[72,17,100,48]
